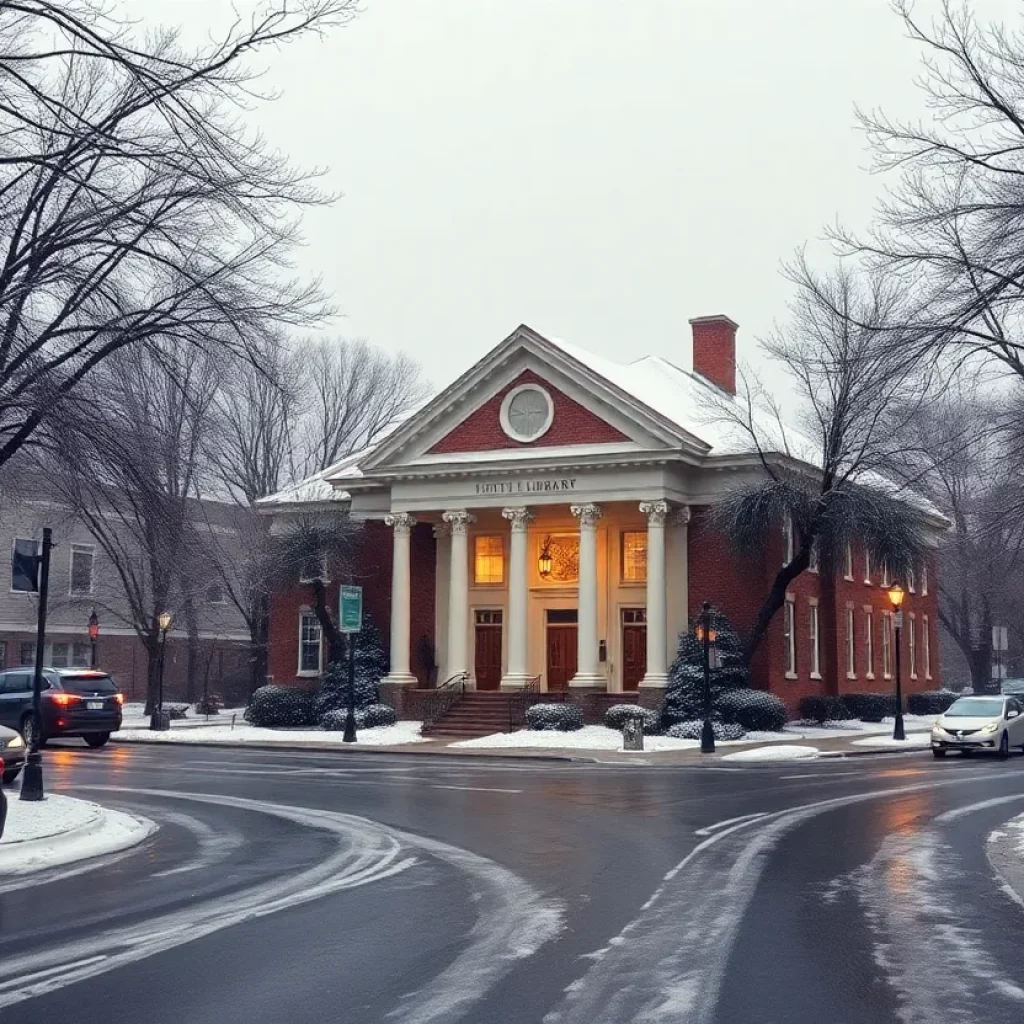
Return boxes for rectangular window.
[844,543,854,580]
[0,640,6,668]
[783,515,795,565]
[298,612,322,674]
[809,540,820,574]
[909,615,917,678]
[810,604,821,677]
[865,611,874,678]
[473,535,504,585]
[923,614,931,678]
[11,538,39,592]
[922,564,929,596]
[69,544,94,595]
[881,562,891,588]
[784,598,796,676]
[864,551,871,585]
[847,608,856,677]
[621,531,648,583]
[19,641,35,666]
[205,584,227,605]
[72,642,90,667]
[50,642,69,668]
[299,553,329,584]
[907,569,916,594]
[883,612,893,678]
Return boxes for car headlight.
[982,721,1000,734]
[5,734,23,748]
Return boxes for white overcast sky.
[133,0,1015,394]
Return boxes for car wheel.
[20,715,46,749]
[999,732,1010,759]
[84,732,110,748]
[933,748,947,758]
[2,768,20,785]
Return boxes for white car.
[931,696,1024,758]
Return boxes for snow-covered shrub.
[164,704,188,720]
[798,695,853,724]
[362,703,398,727]
[661,686,709,725]
[194,694,222,715]
[603,704,661,735]
[717,689,787,732]
[525,702,584,732]
[840,693,897,723]
[666,720,747,741]
[314,660,381,720]
[320,708,367,731]
[246,685,316,728]
[907,690,959,715]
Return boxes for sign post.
[340,586,363,743]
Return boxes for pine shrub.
[320,708,366,731]
[525,702,584,732]
[246,685,316,728]
[666,720,747,741]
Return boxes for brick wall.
[429,369,628,454]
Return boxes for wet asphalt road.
[4,742,1024,1023]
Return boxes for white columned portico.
[500,506,533,690]
[442,509,475,682]
[382,512,417,686]
[570,502,604,687]
[638,500,669,689]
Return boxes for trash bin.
[622,718,644,751]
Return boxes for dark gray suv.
[0,668,123,747]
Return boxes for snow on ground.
[721,744,821,762]
[451,726,700,752]
[850,733,932,749]
[0,793,156,876]
[113,721,428,746]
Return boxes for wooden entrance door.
[622,608,647,690]
[474,610,503,691]
[546,609,578,691]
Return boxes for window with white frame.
[783,515,795,566]
[844,543,854,580]
[909,615,917,677]
[865,610,874,678]
[809,540,820,574]
[784,598,796,675]
[810,603,821,676]
[298,612,322,674]
[19,641,34,666]
[923,615,931,678]
[881,562,891,588]
[882,612,893,678]
[50,642,69,668]
[473,535,505,585]
[922,564,929,595]
[69,544,94,595]
[907,568,916,593]
[72,642,89,666]
[846,608,856,677]
[621,531,648,583]
[11,538,39,592]
[864,551,872,585]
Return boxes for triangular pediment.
[354,325,711,478]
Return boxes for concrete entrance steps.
[422,691,515,738]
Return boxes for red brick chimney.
[689,315,738,395]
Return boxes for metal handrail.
[508,675,542,732]
[423,671,469,728]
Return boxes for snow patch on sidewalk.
[721,744,820,762]
[450,726,699,752]
[0,794,155,876]
[113,721,428,746]
[849,732,931,749]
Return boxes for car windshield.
[946,698,1004,718]
[60,673,118,694]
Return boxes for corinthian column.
[639,500,669,689]
[570,503,604,687]
[501,507,533,689]
[442,509,475,682]
[382,513,416,686]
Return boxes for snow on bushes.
[717,689,787,732]
[840,693,897,723]
[525,703,584,732]
[603,704,661,734]
[246,685,316,728]
[798,695,854,724]
[313,661,381,720]
[666,720,747,741]
[194,694,222,715]
[907,690,960,715]
[362,703,398,727]
[319,703,398,731]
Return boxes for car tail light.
[114,693,124,705]
[48,692,81,707]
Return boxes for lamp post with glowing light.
[150,611,172,732]
[888,584,906,741]
[88,609,99,668]
[695,601,717,753]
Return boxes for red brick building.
[264,318,943,715]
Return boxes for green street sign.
[339,585,363,634]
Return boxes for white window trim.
[923,614,932,679]
[908,612,918,679]
[882,612,893,680]
[783,514,795,566]
[472,534,506,588]
[809,602,821,679]
[809,540,820,574]
[881,563,891,588]
[922,565,929,596]
[844,543,854,581]
[297,611,323,677]
[10,536,40,595]
[784,596,797,678]
[846,606,856,679]
[68,542,96,597]
[499,383,554,442]
[864,551,872,586]
[907,569,916,594]
[864,608,875,680]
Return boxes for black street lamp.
[696,601,717,754]
[150,611,172,732]
[888,584,906,741]
[88,609,99,668]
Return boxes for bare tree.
[709,257,936,665]
[0,0,355,468]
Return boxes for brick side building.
[264,318,944,715]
